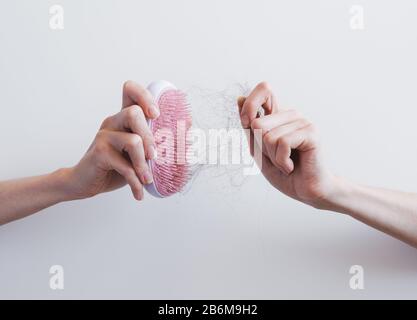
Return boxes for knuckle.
[251,118,262,129]
[127,134,143,148]
[94,140,109,157]
[263,131,275,146]
[100,116,112,129]
[258,81,271,91]
[123,80,135,91]
[95,130,107,142]
[144,133,155,145]
[125,105,139,119]
[277,136,288,148]
[136,106,145,118]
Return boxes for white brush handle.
[145,80,177,198]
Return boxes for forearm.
[0,169,72,225]
[323,177,417,248]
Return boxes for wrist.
[315,175,355,213]
[48,167,80,203]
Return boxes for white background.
[1,0,417,299]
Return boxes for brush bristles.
[151,89,192,197]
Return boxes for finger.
[262,119,311,163]
[274,125,317,175]
[237,96,246,112]
[250,128,286,177]
[237,96,247,128]
[240,82,278,128]
[237,96,257,158]
[251,110,305,136]
[238,95,282,172]
[101,105,157,160]
[238,95,279,123]
[239,103,287,176]
[122,80,160,119]
[238,95,273,161]
[102,131,153,185]
[237,95,249,142]
[102,146,144,200]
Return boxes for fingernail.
[241,115,250,128]
[143,171,153,184]
[135,189,143,201]
[150,145,158,160]
[150,103,160,118]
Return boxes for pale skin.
[0,81,159,225]
[238,82,417,248]
[1,81,417,249]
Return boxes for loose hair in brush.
[145,80,193,197]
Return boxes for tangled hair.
[179,83,253,196]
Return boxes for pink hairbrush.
[145,80,192,198]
